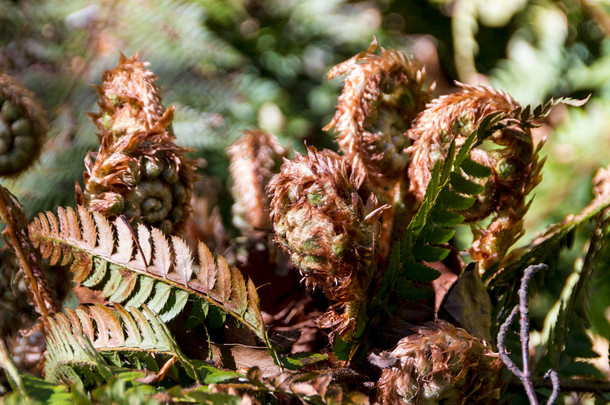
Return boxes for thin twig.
[497,264,560,405]
[518,264,538,404]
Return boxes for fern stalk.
[0,185,57,324]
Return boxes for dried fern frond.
[0,73,47,177]
[27,206,273,353]
[377,321,504,405]
[90,53,165,140]
[407,83,544,271]
[268,147,383,338]
[324,39,434,190]
[227,130,286,233]
[45,304,197,386]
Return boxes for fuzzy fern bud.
[89,53,165,140]
[268,147,380,337]
[0,74,47,177]
[377,321,504,404]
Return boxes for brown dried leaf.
[66,207,81,243]
[89,304,124,348]
[137,223,152,267]
[114,304,141,346]
[56,207,69,239]
[48,241,62,266]
[247,278,264,329]
[112,217,133,264]
[215,256,231,302]
[46,211,60,238]
[63,308,82,336]
[75,306,95,342]
[196,242,215,291]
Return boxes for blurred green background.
[1,0,610,396]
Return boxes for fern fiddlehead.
[80,54,193,235]
[377,321,504,404]
[268,147,384,339]
[407,83,544,272]
[324,39,434,190]
[0,74,47,177]
[323,41,435,265]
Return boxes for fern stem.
[0,187,53,325]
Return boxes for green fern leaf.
[439,188,476,210]
[412,243,450,262]
[28,206,276,359]
[45,304,198,386]
[422,223,456,244]
[461,157,493,178]
[403,262,442,282]
[450,172,485,195]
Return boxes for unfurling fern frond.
[81,54,194,235]
[367,119,497,346]
[27,206,274,355]
[268,147,384,339]
[324,38,434,190]
[45,304,197,386]
[407,83,545,272]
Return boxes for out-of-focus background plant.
[1,0,610,402]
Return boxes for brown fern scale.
[407,83,543,271]
[324,39,434,190]
[227,130,286,233]
[268,147,380,337]
[0,74,47,177]
[90,53,165,140]
[377,321,504,405]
